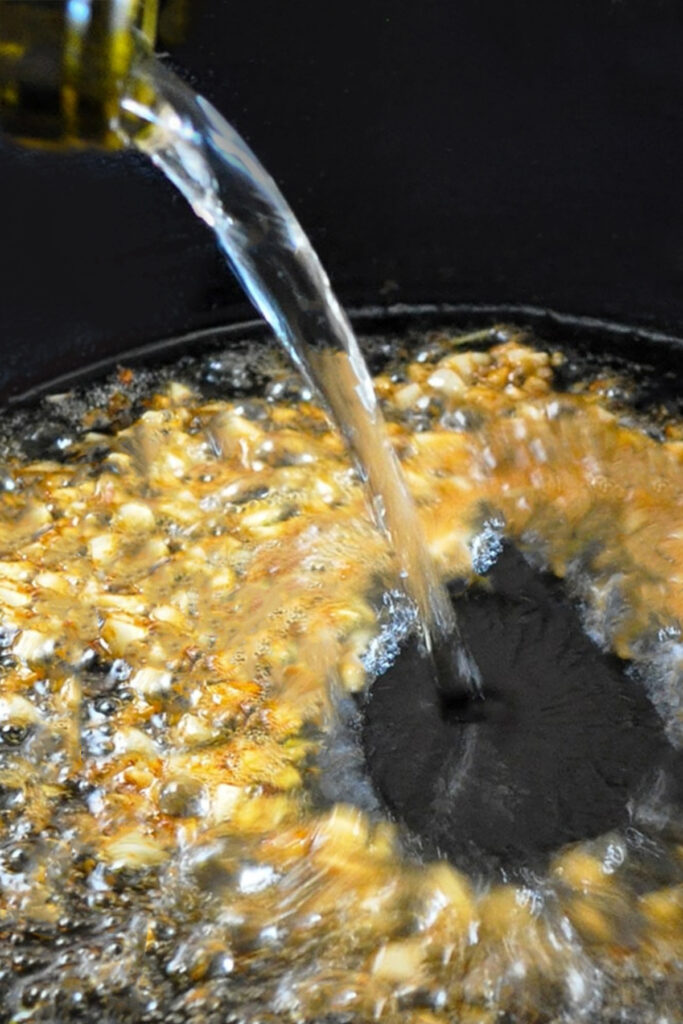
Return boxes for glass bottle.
[0,0,159,148]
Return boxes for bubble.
[0,722,30,746]
[92,696,120,717]
[159,778,208,819]
[237,863,278,895]
[469,516,505,574]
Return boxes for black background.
[1,0,682,399]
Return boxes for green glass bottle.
[0,0,160,148]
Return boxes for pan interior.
[0,311,680,1024]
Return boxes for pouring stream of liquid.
[117,48,479,697]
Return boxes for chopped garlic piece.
[427,367,466,394]
[0,585,31,608]
[211,783,243,823]
[34,570,71,594]
[97,593,147,615]
[0,562,31,582]
[372,939,424,981]
[103,830,168,869]
[174,713,214,746]
[103,615,147,651]
[114,727,159,758]
[394,382,422,409]
[113,501,156,533]
[130,667,172,696]
[89,534,118,566]
[14,629,55,663]
[151,604,186,628]
[0,694,41,724]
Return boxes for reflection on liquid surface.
[0,325,680,1022]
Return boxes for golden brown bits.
[551,847,614,894]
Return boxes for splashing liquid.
[116,48,475,690]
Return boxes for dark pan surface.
[363,544,681,875]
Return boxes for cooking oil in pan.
[0,323,680,1023]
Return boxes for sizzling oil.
[0,327,680,1023]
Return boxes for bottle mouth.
[362,543,682,877]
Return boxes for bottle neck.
[0,0,158,149]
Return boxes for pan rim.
[6,302,682,408]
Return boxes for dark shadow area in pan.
[363,544,681,875]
